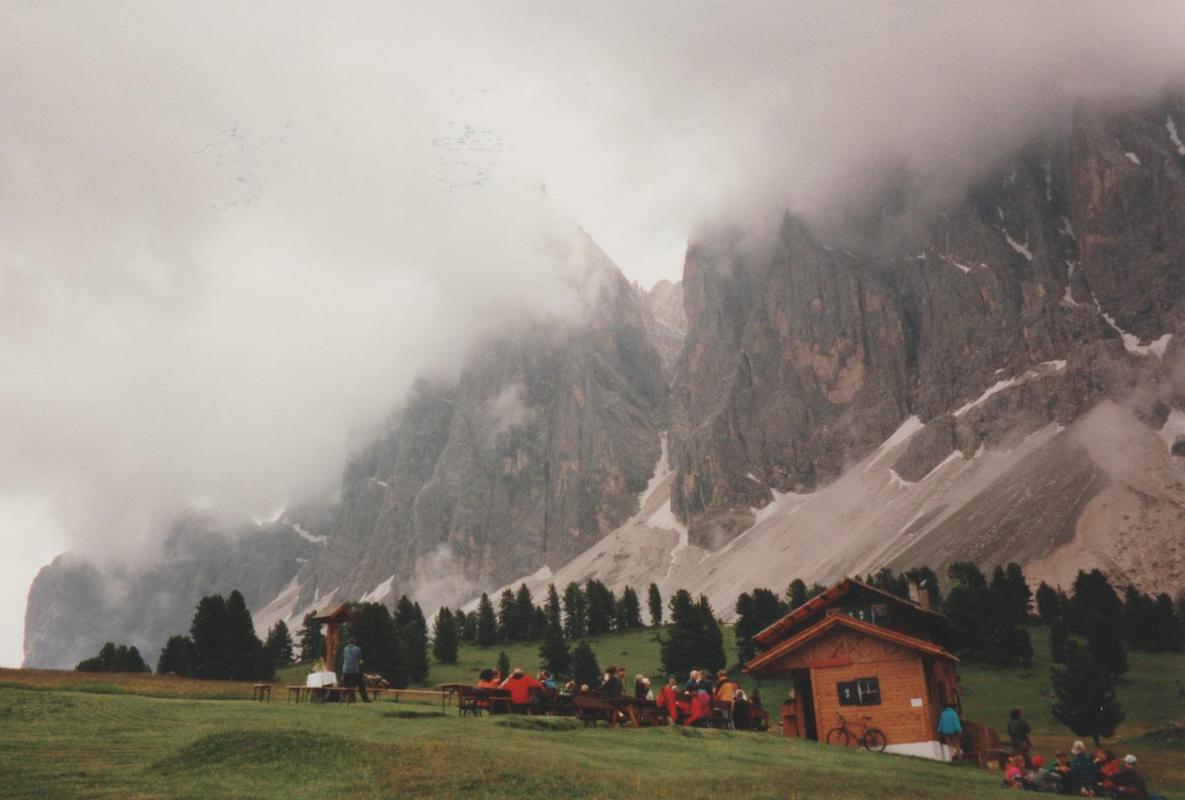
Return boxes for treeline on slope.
[76,642,150,673]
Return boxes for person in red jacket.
[655,677,680,724]
[501,668,544,712]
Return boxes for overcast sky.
[2,1,1183,667]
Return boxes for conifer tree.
[1035,581,1062,624]
[1085,609,1128,678]
[157,635,196,676]
[785,579,808,610]
[1051,640,1124,746]
[538,616,571,678]
[647,583,663,627]
[264,620,296,668]
[1069,569,1121,634]
[402,621,430,683]
[461,611,478,643]
[1151,593,1184,652]
[584,579,615,635]
[190,593,229,679]
[1049,617,1069,664]
[545,584,563,629]
[658,592,701,677]
[350,601,408,688]
[616,586,643,629]
[476,593,498,646]
[696,595,727,673]
[497,650,511,679]
[394,595,418,632]
[513,584,536,640]
[432,607,459,664]
[298,612,326,662]
[570,640,600,688]
[225,590,270,681]
[497,588,517,640]
[562,582,587,639]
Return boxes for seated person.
[1047,751,1072,795]
[634,674,651,700]
[685,669,701,692]
[475,668,499,710]
[1026,755,1060,793]
[731,686,752,730]
[1002,754,1032,790]
[655,677,680,724]
[600,666,623,701]
[500,668,544,711]
[537,670,556,690]
[1110,754,1148,799]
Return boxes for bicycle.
[825,713,888,752]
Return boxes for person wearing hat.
[1111,754,1149,799]
[340,637,370,703]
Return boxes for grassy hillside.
[4,624,1182,799]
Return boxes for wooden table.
[252,684,272,702]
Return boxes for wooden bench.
[252,684,272,701]
[573,695,621,727]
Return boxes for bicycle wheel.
[825,727,851,747]
[861,728,887,752]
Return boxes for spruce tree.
[225,590,269,681]
[617,586,643,629]
[545,584,563,629]
[563,582,587,639]
[660,590,702,677]
[1151,593,1184,652]
[497,650,511,679]
[476,593,499,646]
[1085,609,1128,678]
[351,601,408,688]
[157,635,196,676]
[786,579,808,610]
[735,592,757,663]
[513,584,536,640]
[432,607,459,664]
[1035,581,1061,624]
[1049,617,1069,664]
[1069,569,1121,634]
[584,579,615,635]
[497,588,517,640]
[697,595,727,673]
[570,640,600,688]
[647,583,663,627]
[190,594,229,679]
[461,611,478,643]
[122,646,150,673]
[298,612,325,662]
[402,621,430,683]
[264,620,295,668]
[1051,640,1124,746]
[394,595,418,632]
[538,617,571,678]
[1122,587,1153,651]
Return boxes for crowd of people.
[1000,708,1161,798]
[472,665,770,730]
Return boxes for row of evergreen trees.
[77,642,150,673]
[155,590,277,681]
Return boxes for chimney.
[908,578,930,611]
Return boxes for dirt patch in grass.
[383,710,446,720]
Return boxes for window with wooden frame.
[837,677,881,706]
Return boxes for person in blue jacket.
[938,704,963,760]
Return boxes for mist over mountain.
[8,2,1185,666]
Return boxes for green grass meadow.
[2,625,1182,799]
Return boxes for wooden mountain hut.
[744,577,963,761]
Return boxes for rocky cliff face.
[288,240,670,615]
[671,98,1185,561]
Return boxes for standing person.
[340,637,370,703]
[1007,707,1031,752]
[938,704,963,760]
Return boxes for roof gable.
[752,577,942,647]
[744,613,957,674]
